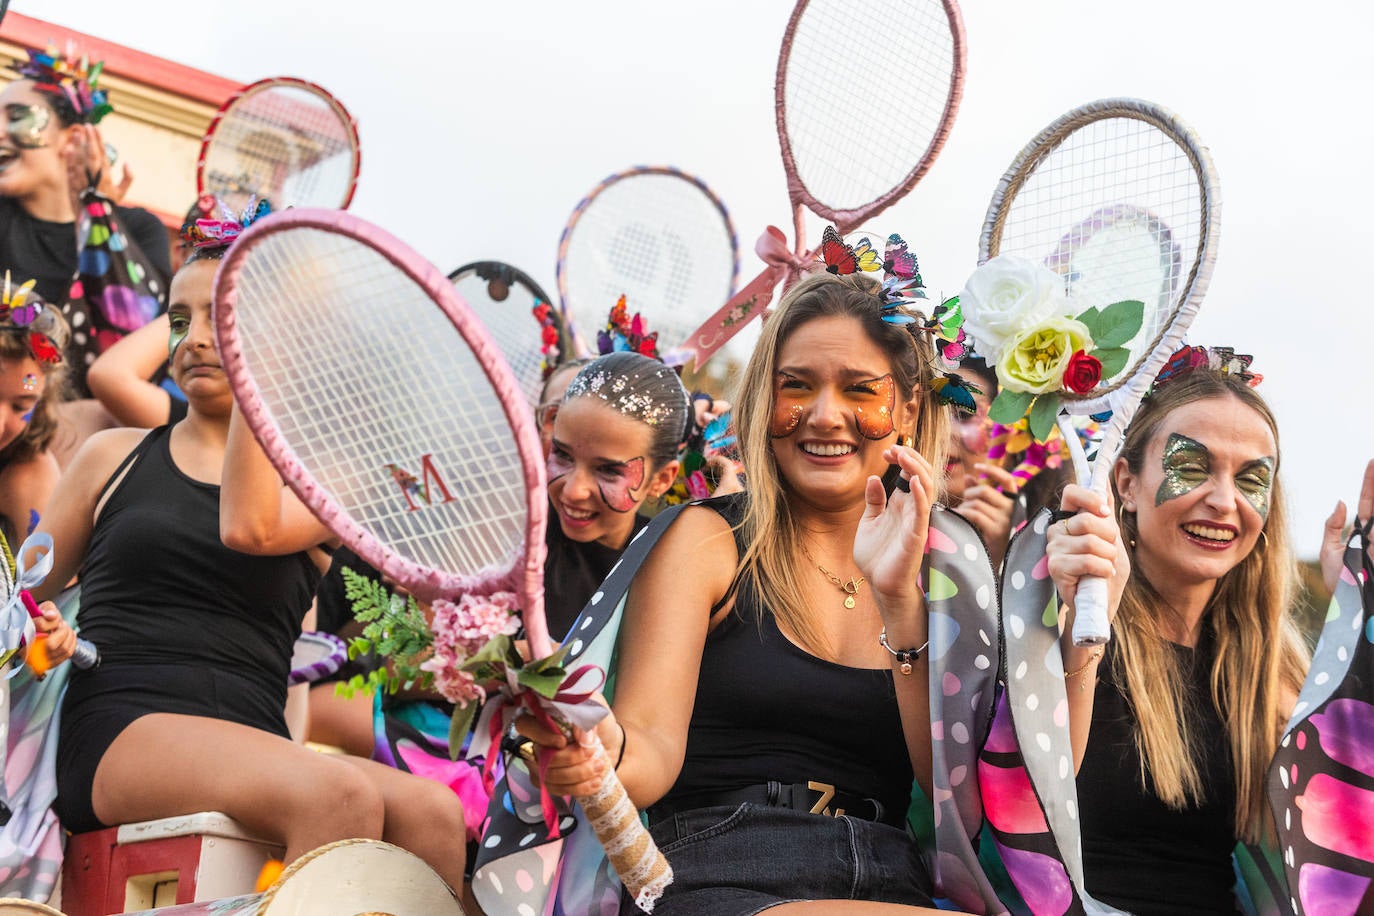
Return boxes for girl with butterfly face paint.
[1044,365,1318,914]
[544,351,689,638]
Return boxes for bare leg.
[307,683,376,757]
[92,713,385,865]
[338,755,467,889]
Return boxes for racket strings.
[561,172,736,351]
[234,230,529,580]
[204,84,357,209]
[995,117,1205,375]
[782,0,957,212]
[452,273,549,408]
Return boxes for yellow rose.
[994,317,1094,394]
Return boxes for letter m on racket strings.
[387,455,457,512]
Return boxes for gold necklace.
[809,556,866,609]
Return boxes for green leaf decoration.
[340,567,434,695]
[926,568,959,602]
[1073,306,1102,337]
[1093,300,1144,349]
[1094,347,1130,380]
[448,701,481,761]
[988,388,1034,425]
[1028,393,1061,442]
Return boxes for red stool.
[61,812,284,915]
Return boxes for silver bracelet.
[878,628,929,676]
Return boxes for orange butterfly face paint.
[768,371,897,440]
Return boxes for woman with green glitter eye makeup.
[1044,358,1310,914]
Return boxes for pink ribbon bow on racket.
[680,226,811,368]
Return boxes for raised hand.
[1045,484,1128,622]
[854,443,936,615]
[955,462,1019,569]
[1320,458,1374,593]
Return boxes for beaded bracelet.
[1064,647,1104,691]
[878,628,929,676]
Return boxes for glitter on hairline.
[564,366,685,428]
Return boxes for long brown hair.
[1110,370,1308,841]
[731,272,948,654]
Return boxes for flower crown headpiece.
[1151,344,1263,393]
[179,196,273,250]
[596,295,660,361]
[0,272,68,364]
[19,46,113,125]
[816,226,978,413]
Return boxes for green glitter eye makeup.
[1236,457,1275,520]
[1156,433,1208,506]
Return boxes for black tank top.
[76,426,320,692]
[658,494,914,819]
[1077,628,1240,915]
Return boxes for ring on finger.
[894,474,912,493]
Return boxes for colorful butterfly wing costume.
[1267,525,1374,914]
[472,501,1008,914]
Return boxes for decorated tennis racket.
[556,165,739,363]
[197,77,361,212]
[978,98,1221,644]
[214,209,671,910]
[681,0,966,367]
[449,260,570,408]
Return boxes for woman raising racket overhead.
[33,203,467,891]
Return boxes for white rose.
[959,254,1068,359]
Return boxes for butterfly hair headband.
[596,295,660,362]
[816,226,977,412]
[1151,344,1263,394]
[19,46,113,125]
[179,196,273,250]
[0,272,68,364]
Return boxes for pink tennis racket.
[556,165,739,363]
[977,98,1221,644]
[197,77,361,212]
[682,0,966,367]
[213,209,670,909]
[449,260,570,409]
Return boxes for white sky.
[33,0,1374,558]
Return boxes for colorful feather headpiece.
[19,46,113,125]
[596,296,660,361]
[0,272,68,364]
[179,197,273,251]
[1151,344,1263,393]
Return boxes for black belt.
[647,780,903,829]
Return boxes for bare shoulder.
[649,503,738,564]
[634,502,740,605]
[0,450,60,494]
[62,427,156,496]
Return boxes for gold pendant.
[843,595,856,609]
[900,661,913,675]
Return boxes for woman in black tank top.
[36,221,468,892]
[1045,364,1322,913]
[518,268,1001,915]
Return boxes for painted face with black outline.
[547,397,674,550]
[1116,396,1276,590]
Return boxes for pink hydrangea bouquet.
[958,253,1144,442]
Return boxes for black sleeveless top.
[75,426,320,691]
[543,504,648,643]
[1077,627,1241,915]
[657,494,914,820]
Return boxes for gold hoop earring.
[1259,528,1269,550]
[898,435,913,448]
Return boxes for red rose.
[1063,350,1102,394]
[541,325,559,346]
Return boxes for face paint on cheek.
[19,408,33,424]
[597,457,645,513]
[853,375,896,440]
[169,326,188,359]
[25,509,38,537]
[546,451,573,483]
[1237,457,1275,520]
[1155,433,1208,507]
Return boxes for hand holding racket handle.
[573,732,672,912]
[22,590,100,670]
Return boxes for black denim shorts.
[622,803,936,916]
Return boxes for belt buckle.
[806,780,844,818]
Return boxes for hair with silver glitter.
[562,352,691,467]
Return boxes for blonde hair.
[731,272,949,655]
[1111,371,1308,842]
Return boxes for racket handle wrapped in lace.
[574,734,672,913]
